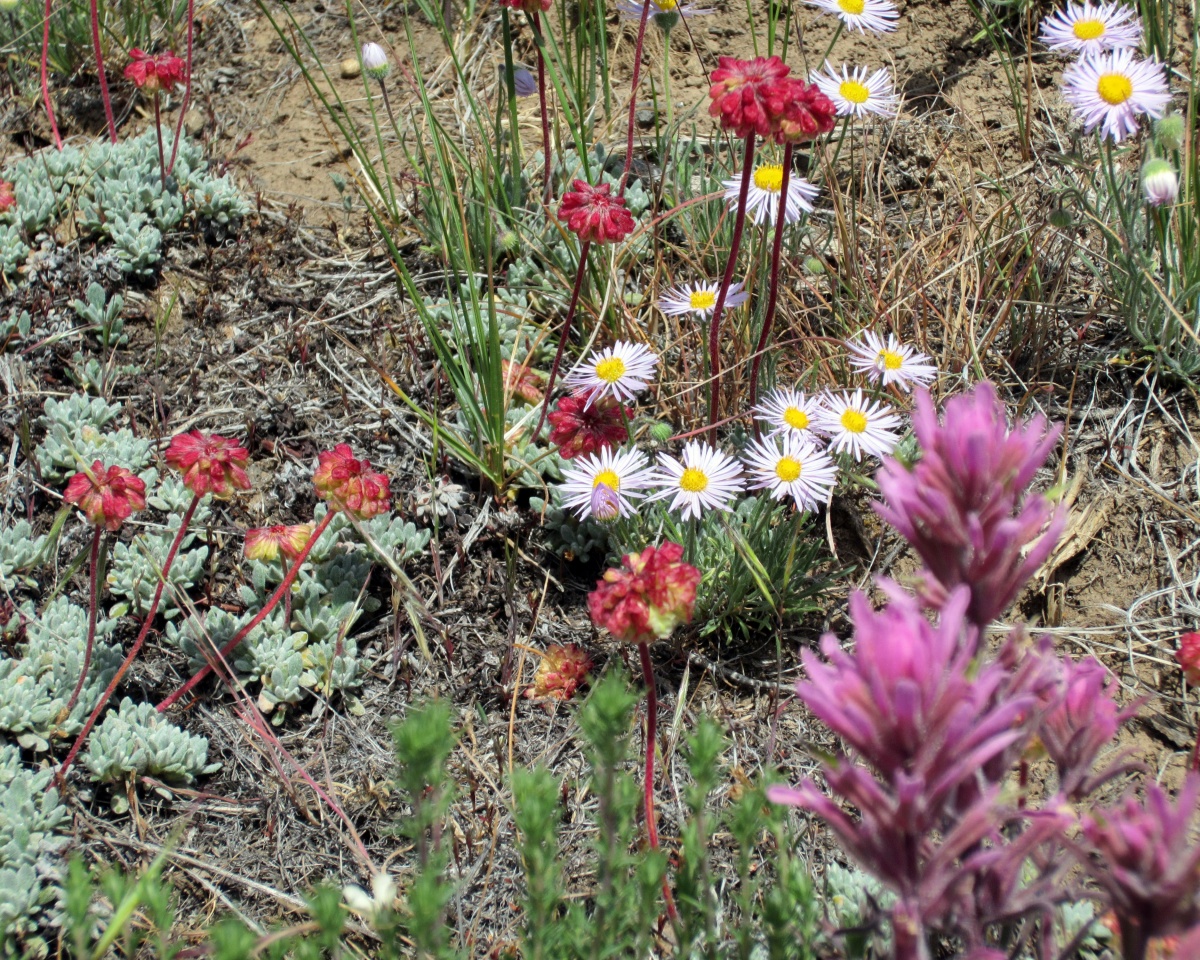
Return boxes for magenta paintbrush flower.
[874,383,1065,629]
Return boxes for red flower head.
[775,79,838,144]
[244,523,315,563]
[524,644,594,701]
[313,444,391,519]
[557,180,635,245]
[64,461,147,531]
[502,359,546,406]
[0,181,15,215]
[498,0,552,11]
[164,430,251,498]
[546,390,631,460]
[1177,632,1200,686]
[707,55,794,141]
[587,542,701,645]
[124,49,186,93]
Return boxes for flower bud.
[647,420,673,443]
[1142,159,1178,207]
[361,42,390,81]
[0,0,20,11]
[1154,113,1185,152]
[512,66,537,97]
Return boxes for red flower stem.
[618,0,653,197]
[532,12,552,205]
[156,509,335,714]
[89,0,116,142]
[167,0,197,174]
[280,556,292,627]
[707,135,756,434]
[532,241,591,441]
[56,494,201,787]
[40,0,62,150]
[748,141,793,432]
[61,528,102,720]
[153,95,167,189]
[638,641,679,925]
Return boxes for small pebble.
[341,57,361,78]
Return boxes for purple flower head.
[875,382,1065,632]
[1037,655,1139,800]
[1081,775,1200,958]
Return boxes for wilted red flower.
[64,461,147,531]
[546,390,631,459]
[244,523,315,562]
[313,444,391,519]
[0,181,15,215]
[124,48,186,93]
[588,542,701,645]
[775,79,838,143]
[557,180,635,245]
[707,55,793,141]
[502,359,546,405]
[164,430,251,498]
[525,644,594,701]
[498,0,552,10]
[1177,632,1200,686]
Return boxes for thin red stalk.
[707,136,756,433]
[638,642,678,925]
[532,12,552,204]
[89,0,116,142]
[156,509,335,714]
[61,529,102,719]
[748,141,793,430]
[40,0,62,150]
[1191,728,1199,773]
[280,556,292,627]
[153,95,167,189]
[618,0,653,196]
[167,0,197,174]
[531,241,591,440]
[56,495,201,786]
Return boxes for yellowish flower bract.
[816,389,902,461]
[846,331,937,392]
[564,341,660,406]
[742,434,838,512]
[650,441,745,520]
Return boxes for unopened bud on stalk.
[1154,113,1185,152]
[361,42,390,81]
[803,256,826,275]
[512,66,537,97]
[648,420,673,443]
[1142,158,1179,207]
[0,0,20,12]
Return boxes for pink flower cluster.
[124,49,186,93]
[525,644,593,701]
[557,180,635,245]
[64,462,147,531]
[588,542,700,646]
[165,431,251,498]
[707,55,836,143]
[546,391,631,460]
[313,444,392,519]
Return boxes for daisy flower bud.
[361,42,390,81]
[64,461,147,531]
[1155,113,1185,151]
[1177,632,1200,686]
[1142,158,1179,207]
[557,180,635,245]
[511,66,538,97]
[124,48,186,93]
[164,430,251,498]
[587,542,701,645]
[244,523,315,562]
[559,446,654,520]
[0,0,20,11]
[0,181,14,215]
[524,644,593,701]
[313,444,392,519]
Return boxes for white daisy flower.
[1062,48,1171,143]
[659,280,750,319]
[846,330,937,391]
[564,341,660,406]
[753,388,826,443]
[742,435,838,512]
[725,164,819,227]
[1040,1,1142,54]
[650,441,745,520]
[813,63,900,118]
[616,0,713,24]
[816,389,903,461]
[559,446,655,520]
[806,0,899,33]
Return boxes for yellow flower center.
[774,457,802,483]
[689,289,717,311]
[783,406,810,430]
[592,469,620,491]
[840,408,868,434]
[839,79,870,104]
[1072,18,1105,40]
[1097,73,1133,105]
[655,0,679,10]
[594,357,627,383]
[753,164,785,193]
[679,468,709,493]
[837,0,865,13]
[878,349,904,370]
